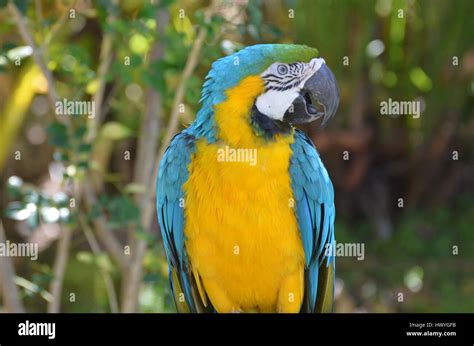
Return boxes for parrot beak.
[283,61,339,126]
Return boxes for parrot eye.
[277,64,288,75]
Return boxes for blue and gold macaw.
[157,44,339,313]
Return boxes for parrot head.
[252,45,339,127]
[197,44,339,140]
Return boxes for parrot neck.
[250,105,292,140]
[210,75,294,147]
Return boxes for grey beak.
[283,62,339,126]
[305,63,340,126]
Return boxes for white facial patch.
[255,57,326,120]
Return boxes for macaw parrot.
[156,44,339,313]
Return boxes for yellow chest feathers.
[183,76,305,312]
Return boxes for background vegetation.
[0,0,473,313]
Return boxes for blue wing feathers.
[308,256,319,311]
[156,129,199,311]
[299,194,314,263]
[290,129,335,312]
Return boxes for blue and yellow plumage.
[157,44,339,313]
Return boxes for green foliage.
[336,196,474,312]
[89,194,140,231]
[12,0,28,14]
[4,177,72,230]
[100,122,134,140]
[46,122,70,149]
[62,258,113,312]
[140,249,175,312]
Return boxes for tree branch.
[8,1,61,119]
[157,23,208,160]
[0,220,25,313]
[80,216,119,313]
[42,0,77,48]
[84,183,129,273]
[88,1,118,141]
[120,8,169,313]
[47,225,72,313]
[157,0,236,159]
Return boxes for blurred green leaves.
[336,196,474,312]
[47,121,94,172]
[4,176,72,230]
[101,121,134,140]
[77,251,114,273]
[46,122,69,149]
[129,34,151,55]
[409,67,433,92]
[4,201,31,221]
[89,194,140,230]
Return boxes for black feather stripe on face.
[262,62,308,92]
